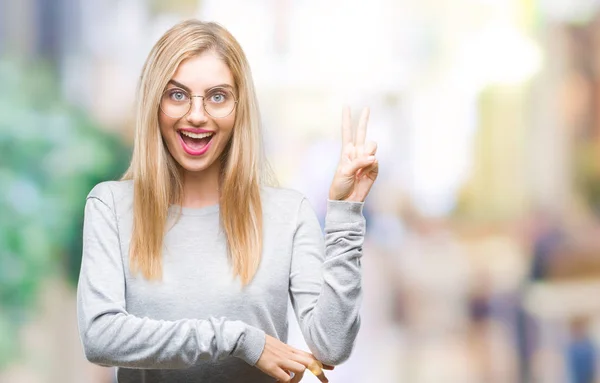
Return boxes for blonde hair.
[122,19,275,285]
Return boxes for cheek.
[158,114,176,137]
[219,115,236,140]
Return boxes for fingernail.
[368,155,375,161]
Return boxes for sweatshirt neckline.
[168,204,220,216]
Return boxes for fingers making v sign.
[329,106,379,202]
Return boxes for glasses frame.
[159,87,238,119]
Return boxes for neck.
[181,163,221,208]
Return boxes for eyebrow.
[167,79,234,93]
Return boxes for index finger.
[307,360,328,383]
[315,370,329,383]
[290,349,333,373]
[342,106,352,146]
[355,107,370,146]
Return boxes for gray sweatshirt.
[76,180,365,382]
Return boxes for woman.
[77,19,378,383]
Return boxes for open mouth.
[178,130,214,155]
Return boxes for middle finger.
[355,107,370,148]
[364,140,377,156]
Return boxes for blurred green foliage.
[0,58,130,367]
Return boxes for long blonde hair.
[122,20,275,285]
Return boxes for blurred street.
[4,0,600,382]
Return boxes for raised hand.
[329,106,379,202]
[255,334,334,383]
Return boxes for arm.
[76,184,265,369]
[289,197,365,365]
[289,106,377,366]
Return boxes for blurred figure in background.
[567,317,596,383]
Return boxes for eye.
[168,89,188,102]
[209,92,227,103]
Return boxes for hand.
[286,359,335,383]
[255,334,334,382]
[329,106,379,202]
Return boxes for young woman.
[77,19,378,383]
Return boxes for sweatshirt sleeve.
[288,197,365,366]
[76,183,266,369]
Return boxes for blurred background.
[3,0,600,382]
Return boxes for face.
[158,50,237,176]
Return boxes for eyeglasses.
[159,87,237,119]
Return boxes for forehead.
[171,50,234,90]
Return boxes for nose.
[185,96,208,125]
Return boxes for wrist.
[231,324,266,366]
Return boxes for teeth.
[181,131,213,139]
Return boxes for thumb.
[342,155,376,176]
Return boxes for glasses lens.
[160,88,190,118]
[204,88,237,118]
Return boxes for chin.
[178,157,216,174]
